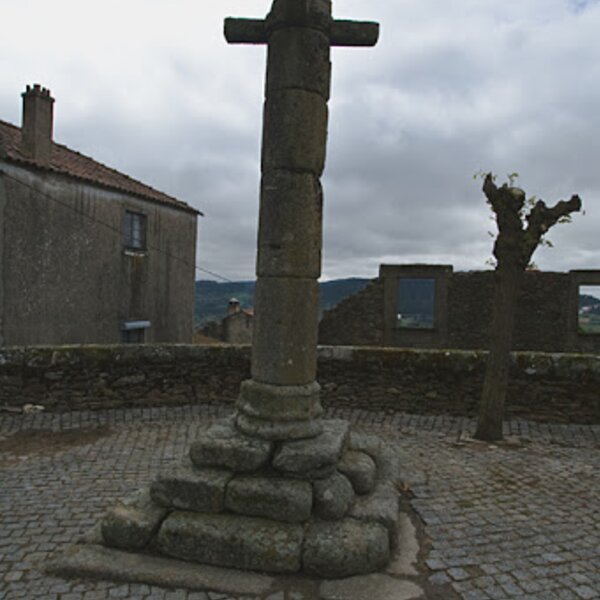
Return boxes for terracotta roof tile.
[0,119,200,215]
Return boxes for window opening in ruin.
[123,211,147,250]
[397,278,435,329]
[578,285,600,334]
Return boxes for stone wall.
[318,280,384,346]
[319,267,600,353]
[0,345,250,412]
[447,271,571,351]
[1,344,598,424]
[0,165,197,346]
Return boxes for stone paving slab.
[48,544,276,596]
[0,403,599,599]
[320,573,423,600]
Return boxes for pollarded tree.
[474,173,582,442]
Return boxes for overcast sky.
[1,0,598,281]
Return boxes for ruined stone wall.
[0,344,598,424]
[447,271,571,351]
[319,279,384,346]
[319,269,599,353]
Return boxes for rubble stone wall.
[447,271,571,351]
[1,344,598,424]
[319,269,600,353]
[318,280,385,347]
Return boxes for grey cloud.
[1,0,598,281]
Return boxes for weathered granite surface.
[83,414,401,578]
[338,449,377,494]
[272,419,349,478]
[150,462,232,513]
[225,474,312,523]
[101,489,167,551]
[235,410,324,442]
[93,417,402,577]
[157,512,304,574]
[351,482,401,538]
[313,470,354,520]
[303,519,390,578]
[189,418,273,472]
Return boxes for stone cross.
[227,0,379,441]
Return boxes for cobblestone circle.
[1,404,599,599]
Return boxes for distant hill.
[579,293,600,309]
[579,293,600,316]
[195,278,370,326]
[319,278,371,311]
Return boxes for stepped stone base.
[84,416,402,579]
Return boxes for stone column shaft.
[227,0,379,441]
[236,10,332,440]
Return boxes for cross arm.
[331,20,379,47]
[224,16,379,47]
[224,18,268,44]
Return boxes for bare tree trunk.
[475,266,522,441]
[474,174,581,443]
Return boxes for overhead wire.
[0,169,234,283]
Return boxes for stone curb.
[46,544,277,596]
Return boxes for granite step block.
[101,488,168,551]
[303,518,390,578]
[225,474,312,522]
[272,419,349,479]
[150,462,233,513]
[189,418,273,472]
[157,511,304,574]
[338,450,377,495]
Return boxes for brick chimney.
[21,84,54,164]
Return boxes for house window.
[120,320,151,344]
[397,278,436,329]
[578,285,600,334]
[123,211,146,250]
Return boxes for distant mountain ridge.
[195,278,370,326]
[579,293,600,309]
[579,293,600,316]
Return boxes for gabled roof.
[0,119,201,215]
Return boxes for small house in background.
[224,298,254,344]
[200,298,254,344]
[0,85,200,346]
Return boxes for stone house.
[0,85,200,345]
[201,298,254,344]
[319,264,600,353]
[222,299,254,344]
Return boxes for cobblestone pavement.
[0,404,599,600]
